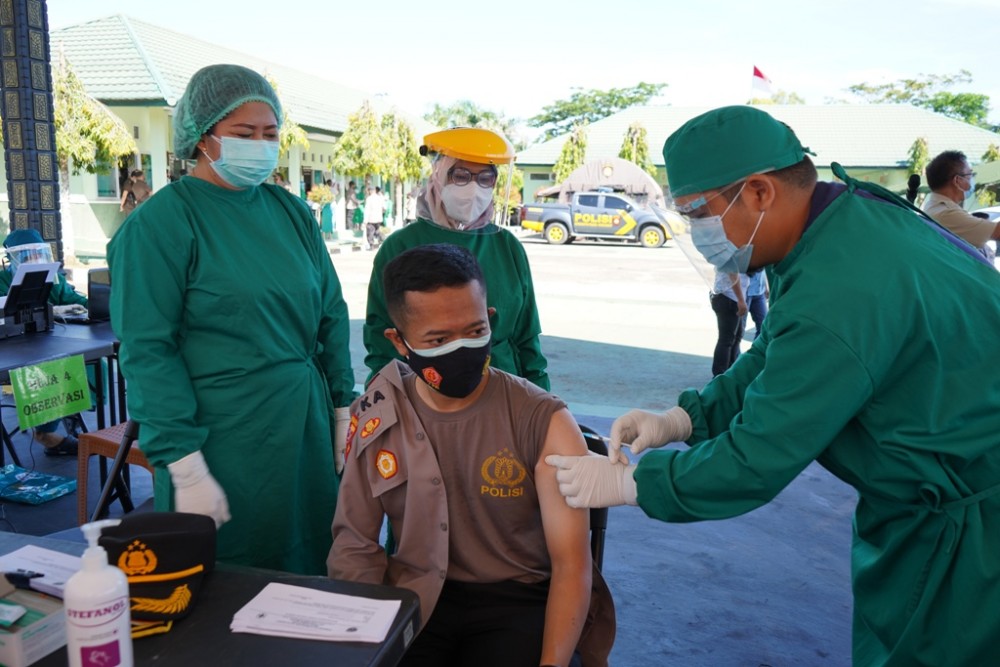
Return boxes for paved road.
[333,230,854,666]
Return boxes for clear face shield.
[650,180,752,292]
[5,242,53,272]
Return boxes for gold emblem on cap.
[118,539,158,576]
[131,584,192,616]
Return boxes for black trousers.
[710,292,745,376]
[401,579,582,667]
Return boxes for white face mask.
[441,184,493,226]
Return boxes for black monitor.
[87,268,111,322]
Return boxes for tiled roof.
[50,14,435,137]
[518,104,1000,169]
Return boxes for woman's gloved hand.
[334,407,351,475]
[168,450,231,528]
[609,406,692,464]
[545,453,638,508]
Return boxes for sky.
[46,0,1000,138]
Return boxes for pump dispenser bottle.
[64,519,134,667]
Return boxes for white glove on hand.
[168,451,231,528]
[609,406,692,464]
[334,407,351,475]
[544,453,638,508]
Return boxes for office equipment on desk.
[0,533,421,667]
[1,263,59,338]
[50,268,111,326]
[86,268,110,323]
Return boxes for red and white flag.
[752,66,773,95]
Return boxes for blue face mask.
[690,183,766,274]
[964,176,976,200]
[205,136,280,188]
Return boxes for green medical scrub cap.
[173,64,283,160]
[664,105,814,197]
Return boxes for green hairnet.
[173,64,283,160]
[663,105,814,198]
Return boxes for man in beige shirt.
[922,150,998,251]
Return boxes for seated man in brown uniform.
[329,244,612,667]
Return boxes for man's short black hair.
[383,244,485,328]
[926,150,967,191]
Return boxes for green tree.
[847,70,992,128]
[494,164,524,224]
[617,121,657,178]
[424,100,526,150]
[266,75,309,157]
[529,82,666,141]
[907,137,930,177]
[552,124,589,183]
[331,100,392,183]
[52,55,135,260]
[983,144,1000,163]
[381,110,429,223]
[748,90,806,105]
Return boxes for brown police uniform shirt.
[328,360,564,624]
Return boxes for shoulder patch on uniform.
[376,449,398,479]
[361,417,381,438]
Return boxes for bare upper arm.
[536,408,591,564]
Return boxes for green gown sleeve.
[49,273,89,307]
[300,198,356,407]
[363,243,396,386]
[636,317,872,522]
[107,200,208,467]
[507,238,550,391]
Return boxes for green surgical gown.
[634,184,1000,666]
[363,218,550,389]
[108,177,356,575]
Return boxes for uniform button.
[440,522,448,531]
[416,432,425,440]
[432,477,441,485]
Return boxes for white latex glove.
[545,453,638,508]
[334,407,351,475]
[168,451,231,528]
[609,406,692,464]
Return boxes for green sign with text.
[10,355,90,430]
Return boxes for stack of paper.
[0,546,81,598]
[231,583,401,644]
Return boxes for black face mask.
[404,336,492,398]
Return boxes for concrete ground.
[2,230,856,665]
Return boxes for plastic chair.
[77,420,150,525]
[578,424,609,572]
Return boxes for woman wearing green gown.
[108,64,355,575]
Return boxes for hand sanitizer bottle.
[64,519,134,667]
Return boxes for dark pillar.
[0,0,60,260]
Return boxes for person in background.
[107,64,356,575]
[2,229,89,455]
[709,271,748,375]
[746,270,768,339]
[363,185,386,250]
[547,105,1000,666]
[404,189,418,225]
[363,127,549,390]
[346,180,360,232]
[119,170,151,215]
[922,150,999,260]
[330,244,612,667]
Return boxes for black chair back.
[578,424,608,572]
